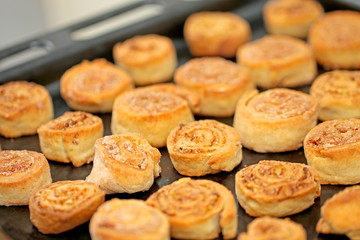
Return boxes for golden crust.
[310,70,360,120]
[86,133,161,194]
[237,35,317,88]
[235,160,321,217]
[316,185,360,240]
[174,57,254,117]
[146,178,237,239]
[309,11,360,69]
[111,88,194,147]
[60,59,133,112]
[234,88,318,153]
[167,120,242,176]
[0,150,52,206]
[90,199,170,240]
[37,111,103,167]
[238,216,306,240]
[29,180,105,234]
[0,81,53,138]
[304,119,360,185]
[184,11,251,58]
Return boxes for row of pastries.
[1,0,360,239]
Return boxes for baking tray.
[0,0,357,239]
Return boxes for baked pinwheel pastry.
[111,88,194,147]
[167,120,242,176]
[60,59,133,113]
[310,70,360,121]
[234,89,318,153]
[0,150,51,206]
[304,119,360,185]
[0,81,53,138]
[309,10,360,69]
[38,111,103,167]
[86,133,161,194]
[263,0,324,38]
[29,180,105,234]
[237,35,317,88]
[146,177,237,240]
[317,185,360,240]
[90,199,170,240]
[113,34,177,86]
[184,11,251,58]
[174,57,254,117]
[238,217,306,240]
[235,160,321,217]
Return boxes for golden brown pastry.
[60,59,133,112]
[184,11,251,58]
[146,177,237,240]
[235,160,321,217]
[317,185,360,240]
[0,81,53,138]
[310,70,360,121]
[174,57,254,117]
[263,0,324,38]
[37,111,103,167]
[167,120,242,176]
[111,88,194,147]
[237,35,317,88]
[309,10,360,69]
[238,216,307,240]
[233,89,318,153]
[86,133,161,194]
[113,34,177,86]
[0,150,51,206]
[90,199,170,240]
[29,180,105,234]
[304,119,360,185]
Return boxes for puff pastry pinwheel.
[0,150,51,206]
[167,120,242,176]
[235,160,321,217]
[0,81,53,138]
[90,199,170,240]
[29,180,105,234]
[38,111,104,167]
[146,177,237,239]
[86,133,161,194]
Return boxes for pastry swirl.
[167,120,242,176]
[235,160,320,217]
[90,199,169,240]
[86,133,161,194]
[38,111,104,167]
[146,178,237,239]
[0,150,51,206]
[29,180,105,234]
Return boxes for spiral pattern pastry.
[167,120,242,176]
[238,216,306,240]
[86,133,161,194]
[60,59,133,113]
[304,119,360,185]
[90,199,170,240]
[146,178,237,239]
[316,185,360,240]
[29,180,105,234]
[111,88,194,147]
[0,81,53,138]
[235,160,320,217]
[0,150,51,206]
[310,70,360,121]
[234,88,318,153]
[37,111,104,167]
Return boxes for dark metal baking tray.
[0,0,357,239]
